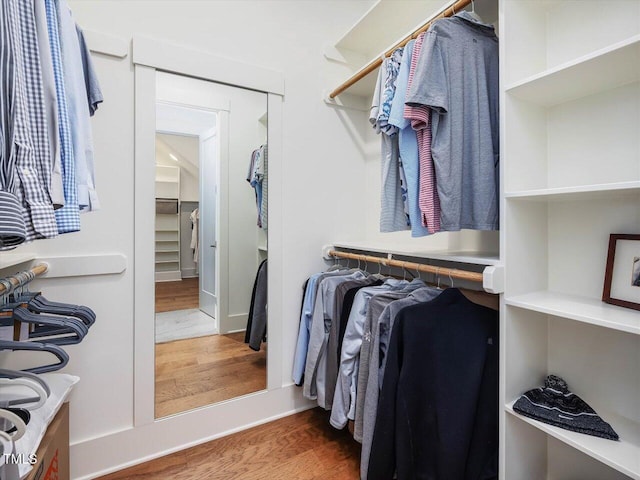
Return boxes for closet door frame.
[133,36,285,427]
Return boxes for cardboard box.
[25,403,69,480]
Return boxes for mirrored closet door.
[152,72,268,418]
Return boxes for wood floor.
[155,332,266,418]
[98,408,361,480]
[155,278,200,313]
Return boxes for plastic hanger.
[0,408,26,441]
[0,368,50,397]
[0,340,69,374]
[1,305,88,345]
[0,377,47,410]
[467,0,484,22]
[13,291,96,327]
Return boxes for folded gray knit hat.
[513,375,619,441]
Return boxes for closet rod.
[328,0,472,99]
[0,263,49,295]
[328,250,483,283]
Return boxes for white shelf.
[506,291,640,336]
[0,253,37,270]
[332,0,452,58]
[506,402,640,480]
[506,182,640,202]
[506,35,640,107]
[155,247,179,253]
[330,241,500,266]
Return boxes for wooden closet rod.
[0,263,49,295]
[328,0,473,99]
[328,250,484,283]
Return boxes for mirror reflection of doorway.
[154,130,216,343]
[152,74,268,419]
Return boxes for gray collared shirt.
[303,270,366,406]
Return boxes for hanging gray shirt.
[303,270,366,404]
[354,279,426,442]
[405,11,499,231]
[360,286,442,480]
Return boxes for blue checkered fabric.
[6,0,58,241]
[45,0,80,233]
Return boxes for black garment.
[513,375,618,440]
[245,259,267,350]
[337,280,384,358]
[325,276,382,408]
[368,288,498,480]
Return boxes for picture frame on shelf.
[602,234,640,311]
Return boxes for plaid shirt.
[0,2,27,247]
[46,0,81,233]
[5,0,58,242]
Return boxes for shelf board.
[0,253,37,270]
[506,291,640,336]
[334,0,452,59]
[506,35,640,106]
[331,241,499,266]
[155,248,179,253]
[155,260,179,265]
[506,182,640,202]
[506,403,640,479]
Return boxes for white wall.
[4,1,375,478]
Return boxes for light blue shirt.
[56,0,99,212]
[303,270,367,403]
[292,269,349,385]
[389,40,429,238]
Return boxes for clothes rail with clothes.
[294,244,500,479]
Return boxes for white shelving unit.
[502,1,640,478]
[155,165,181,282]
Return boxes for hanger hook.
[449,270,454,288]
[452,3,456,15]
[436,267,441,288]
[471,0,475,13]
[0,279,13,304]
[378,260,382,275]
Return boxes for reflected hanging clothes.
[190,208,199,264]
[245,259,267,351]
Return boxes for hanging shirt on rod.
[55,0,100,213]
[4,0,59,244]
[403,32,441,234]
[371,54,410,234]
[388,39,430,238]
[406,11,499,232]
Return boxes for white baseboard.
[155,271,181,282]
[72,385,314,479]
[219,312,248,334]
